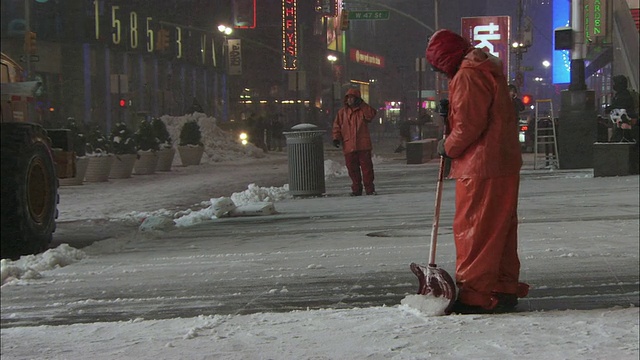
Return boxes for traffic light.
[340,10,350,31]
[522,94,533,107]
[24,31,37,54]
[156,29,170,51]
[119,99,127,108]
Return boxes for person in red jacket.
[332,88,378,196]
[426,29,529,314]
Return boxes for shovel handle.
[428,118,447,266]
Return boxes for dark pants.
[344,150,375,194]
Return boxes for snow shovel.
[410,111,456,312]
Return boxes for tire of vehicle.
[1,123,59,260]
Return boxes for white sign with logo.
[461,16,511,76]
[227,39,242,76]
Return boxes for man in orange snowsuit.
[332,88,378,196]
[426,29,529,314]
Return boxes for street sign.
[348,10,389,20]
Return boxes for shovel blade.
[410,262,457,310]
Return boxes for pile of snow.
[160,112,265,164]
[400,294,452,316]
[115,183,293,228]
[1,244,85,285]
[169,183,291,228]
[230,183,290,205]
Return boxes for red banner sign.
[461,16,511,76]
[349,48,385,68]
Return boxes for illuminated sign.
[282,0,297,70]
[584,0,608,42]
[461,16,511,76]
[349,48,385,68]
[553,0,571,84]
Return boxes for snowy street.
[1,134,639,359]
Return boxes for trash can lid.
[290,123,318,131]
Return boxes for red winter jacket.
[427,32,521,179]
[332,88,377,154]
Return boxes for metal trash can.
[283,123,326,196]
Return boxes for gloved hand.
[333,139,340,148]
[438,99,449,117]
[437,138,449,158]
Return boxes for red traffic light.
[522,94,533,106]
[119,99,126,107]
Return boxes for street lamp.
[218,24,233,36]
[218,25,233,122]
[327,54,337,118]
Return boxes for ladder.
[533,99,560,170]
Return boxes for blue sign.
[553,0,571,84]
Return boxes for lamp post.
[327,54,337,118]
[511,41,528,91]
[218,24,233,122]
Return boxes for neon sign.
[282,0,297,70]
[349,48,385,68]
[584,0,608,42]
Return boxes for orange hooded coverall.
[332,88,378,195]
[426,29,526,309]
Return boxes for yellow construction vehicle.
[1,52,68,259]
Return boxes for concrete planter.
[134,150,158,175]
[178,145,204,166]
[84,154,113,182]
[593,142,639,177]
[109,153,137,179]
[59,156,89,186]
[156,147,175,171]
